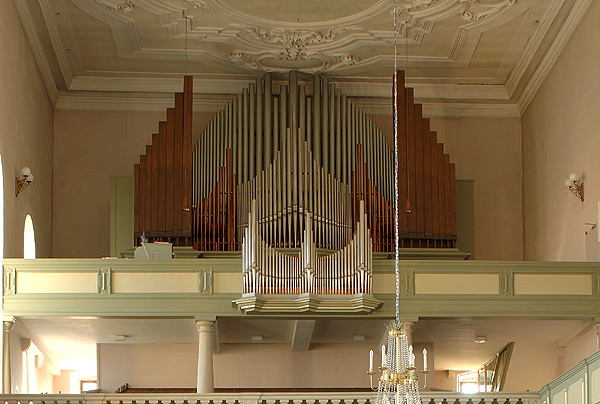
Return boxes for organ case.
[133,71,457,252]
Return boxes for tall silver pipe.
[264,73,272,166]
[312,74,321,165]
[256,78,263,174]
[249,83,256,180]
[321,77,329,173]
[329,82,335,177]
[242,88,249,182]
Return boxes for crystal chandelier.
[366,2,428,403]
[368,323,429,404]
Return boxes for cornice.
[55,93,232,113]
[39,0,74,87]
[55,92,520,118]
[12,0,58,105]
[516,0,594,114]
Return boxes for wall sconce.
[15,167,34,197]
[564,172,584,202]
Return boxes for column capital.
[195,318,215,333]
[592,318,600,333]
[401,321,417,333]
[3,318,15,334]
[2,316,16,324]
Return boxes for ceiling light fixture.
[368,3,425,404]
[564,172,584,202]
[15,167,34,197]
[474,336,487,344]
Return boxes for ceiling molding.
[504,0,563,99]
[12,0,58,105]
[55,93,230,112]
[39,0,74,86]
[516,0,594,114]
[357,100,521,118]
[55,91,520,119]
[68,74,510,102]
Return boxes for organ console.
[134,70,457,256]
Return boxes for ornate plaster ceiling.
[14,0,594,115]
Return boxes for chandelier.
[368,323,429,404]
[367,1,428,403]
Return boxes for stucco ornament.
[243,26,351,61]
[95,0,134,13]
[400,0,517,22]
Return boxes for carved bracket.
[97,268,112,295]
[4,267,15,296]
[400,267,415,296]
[198,268,213,295]
[500,269,514,296]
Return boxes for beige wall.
[521,0,600,261]
[430,117,523,260]
[0,1,54,258]
[98,343,198,392]
[52,109,215,257]
[556,327,597,375]
[97,342,381,392]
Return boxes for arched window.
[24,214,35,259]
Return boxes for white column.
[196,320,214,393]
[593,318,600,350]
[2,318,15,394]
[401,321,416,349]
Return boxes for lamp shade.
[21,167,31,177]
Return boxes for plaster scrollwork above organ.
[94,0,134,13]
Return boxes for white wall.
[521,0,600,261]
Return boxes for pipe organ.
[242,200,372,295]
[134,70,457,255]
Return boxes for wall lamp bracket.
[564,172,584,202]
[16,167,34,197]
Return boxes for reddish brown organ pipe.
[430,131,440,240]
[444,154,452,240]
[166,108,175,234]
[134,163,140,241]
[414,104,425,240]
[437,143,446,243]
[173,93,184,236]
[395,70,408,235]
[183,76,193,236]
[151,133,160,236]
[406,88,416,237]
[422,119,432,239]
[158,122,167,234]
[145,145,152,237]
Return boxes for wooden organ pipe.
[133,77,193,246]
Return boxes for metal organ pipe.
[191,70,456,254]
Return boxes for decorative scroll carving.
[95,0,134,13]
[97,268,112,295]
[183,0,208,12]
[243,26,348,61]
[399,0,518,23]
